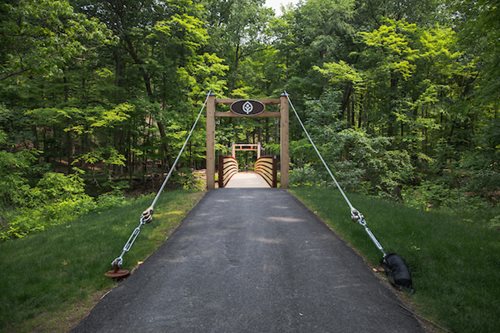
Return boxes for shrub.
[290,163,322,187]
[0,172,96,240]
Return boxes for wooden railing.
[254,156,277,188]
[218,156,238,188]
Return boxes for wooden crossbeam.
[215,111,280,118]
[215,98,280,105]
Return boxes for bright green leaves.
[74,148,126,169]
[0,148,37,208]
[90,103,134,128]
[420,27,460,60]
[360,19,417,50]
[311,13,487,195]
[314,61,363,85]
[26,103,134,135]
[359,19,418,80]
[0,172,95,240]
[153,12,209,55]
[180,53,229,97]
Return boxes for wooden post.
[257,142,261,159]
[231,142,235,158]
[272,155,278,188]
[280,94,289,189]
[206,93,216,189]
[218,155,224,188]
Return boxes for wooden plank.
[206,94,216,190]
[215,111,280,118]
[215,98,280,105]
[280,94,289,189]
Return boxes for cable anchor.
[105,257,130,279]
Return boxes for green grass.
[291,187,500,333]
[0,190,204,332]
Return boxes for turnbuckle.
[105,207,154,279]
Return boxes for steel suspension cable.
[109,91,212,271]
[285,91,386,256]
[150,92,211,209]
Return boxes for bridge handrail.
[218,156,239,188]
[254,156,277,188]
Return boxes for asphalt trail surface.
[73,189,423,333]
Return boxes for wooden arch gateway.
[206,94,289,189]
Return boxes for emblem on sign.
[230,100,265,116]
[242,101,253,114]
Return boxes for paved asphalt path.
[73,189,423,333]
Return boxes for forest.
[0,0,498,239]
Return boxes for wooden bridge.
[218,155,277,188]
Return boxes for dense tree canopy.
[0,0,498,238]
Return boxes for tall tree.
[204,0,274,93]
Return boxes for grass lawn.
[291,187,500,333]
[0,190,204,332]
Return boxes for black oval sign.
[230,100,265,116]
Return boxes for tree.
[204,0,274,93]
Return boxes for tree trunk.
[340,85,352,121]
[387,75,398,137]
[67,132,74,173]
[156,119,170,170]
[358,93,364,128]
[123,36,153,98]
[229,42,241,92]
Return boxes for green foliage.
[0,147,36,208]
[289,163,322,187]
[171,167,205,190]
[324,128,413,197]
[0,0,496,237]
[1,172,95,240]
[94,192,127,211]
[314,61,363,85]
[291,90,413,198]
[90,103,134,128]
[451,0,500,104]
[0,0,113,80]
[403,180,468,211]
[74,148,126,169]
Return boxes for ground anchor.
[105,262,130,279]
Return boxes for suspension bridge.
[73,93,420,332]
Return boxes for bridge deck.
[225,171,270,188]
[73,189,422,333]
